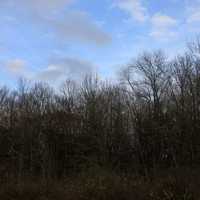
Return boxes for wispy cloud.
[186,2,200,24]
[150,13,178,40]
[184,0,200,33]
[5,58,26,75]
[17,0,74,14]
[151,13,177,28]
[187,10,200,23]
[113,1,179,41]
[113,0,148,22]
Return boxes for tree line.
[0,39,200,180]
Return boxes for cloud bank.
[36,57,95,82]
[2,0,111,46]
[48,11,112,46]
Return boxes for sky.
[0,0,200,87]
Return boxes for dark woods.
[1,39,200,181]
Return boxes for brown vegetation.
[0,168,199,200]
[0,39,200,199]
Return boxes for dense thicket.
[1,40,200,181]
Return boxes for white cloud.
[114,0,148,22]
[36,65,64,82]
[149,30,177,40]
[185,0,200,23]
[183,0,200,34]
[188,11,200,23]
[150,13,178,40]
[4,56,96,83]
[36,57,95,82]
[151,13,177,28]
[113,1,180,41]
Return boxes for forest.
[1,39,200,199]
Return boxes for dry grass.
[0,168,199,200]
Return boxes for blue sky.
[0,0,200,87]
